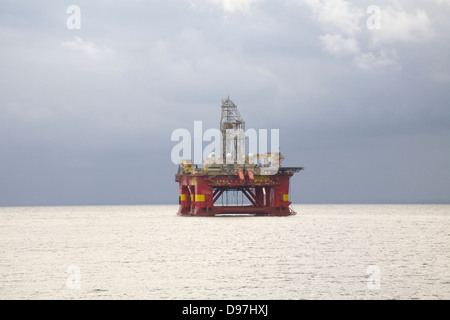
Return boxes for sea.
[0,204,448,300]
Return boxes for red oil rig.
[175,98,303,216]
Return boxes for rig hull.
[175,170,300,217]
[178,206,294,217]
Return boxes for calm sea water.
[0,204,448,300]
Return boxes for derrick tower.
[220,97,245,164]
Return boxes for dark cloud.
[1,0,449,205]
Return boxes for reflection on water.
[0,204,449,299]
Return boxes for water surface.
[0,204,448,299]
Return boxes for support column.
[178,185,190,215]
[192,176,213,215]
[278,174,291,208]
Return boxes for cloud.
[425,71,450,83]
[370,7,435,46]
[435,0,450,5]
[1,0,450,205]
[301,0,364,36]
[293,1,438,71]
[3,101,54,124]
[188,0,261,13]
[61,37,115,60]
[354,49,401,71]
[212,0,261,12]
[320,33,360,56]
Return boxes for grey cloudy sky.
[1,0,449,206]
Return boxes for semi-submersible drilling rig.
[175,98,303,216]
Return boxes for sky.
[1,0,449,206]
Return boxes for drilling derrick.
[220,98,245,165]
[175,98,303,216]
